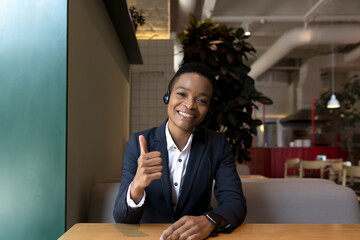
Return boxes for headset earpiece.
[163,89,170,104]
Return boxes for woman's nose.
[184,98,196,109]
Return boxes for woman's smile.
[177,110,196,119]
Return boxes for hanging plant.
[129,6,146,32]
[178,14,273,163]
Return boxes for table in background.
[247,147,348,178]
[240,174,268,179]
[58,223,360,240]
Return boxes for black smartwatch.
[203,211,222,231]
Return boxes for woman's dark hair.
[167,62,216,92]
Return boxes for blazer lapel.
[175,131,206,215]
[153,121,175,219]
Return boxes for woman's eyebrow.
[175,86,190,91]
[175,86,211,98]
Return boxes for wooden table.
[240,174,268,179]
[58,223,360,240]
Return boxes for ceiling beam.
[249,24,360,79]
[304,0,331,23]
[211,16,360,23]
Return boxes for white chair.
[299,160,327,178]
[342,165,360,187]
[324,158,346,182]
[323,158,342,174]
[328,162,344,182]
[329,161,352,184]
[284,158,300,178]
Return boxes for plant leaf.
[254,96,274,105]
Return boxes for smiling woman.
[113,62,247,240]
[166,73,213,150]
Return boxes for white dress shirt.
[127,122,193,210]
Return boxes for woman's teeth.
[178,111,194,118]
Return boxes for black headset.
[163,89,171,104]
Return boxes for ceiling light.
[244,23,251,36]
[326,36,340,109]
[327,94,340,109]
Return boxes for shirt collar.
[165,121,194,152]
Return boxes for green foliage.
[129,6,146,28]
[316,75,360,165]
[178,14,273,162]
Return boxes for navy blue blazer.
[113,120,246,231]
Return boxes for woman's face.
[167,72,213,135]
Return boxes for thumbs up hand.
[130,135,163,204]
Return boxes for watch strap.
[203,211,222,231]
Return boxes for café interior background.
[1,0,359,239]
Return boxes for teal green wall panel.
[0,1,67,239]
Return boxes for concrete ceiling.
[170,0,360,78]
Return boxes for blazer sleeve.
[113,133,146,223]
[211,133,247,231]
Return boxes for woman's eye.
[198,99,208,105]
[177,92,185,97]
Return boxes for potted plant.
[316,75,360,165]
[178,14,273,162]
[129,6,146,32]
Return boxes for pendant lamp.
[244,23,251,36]
[327,40,340,109]
[327,94,340,108]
